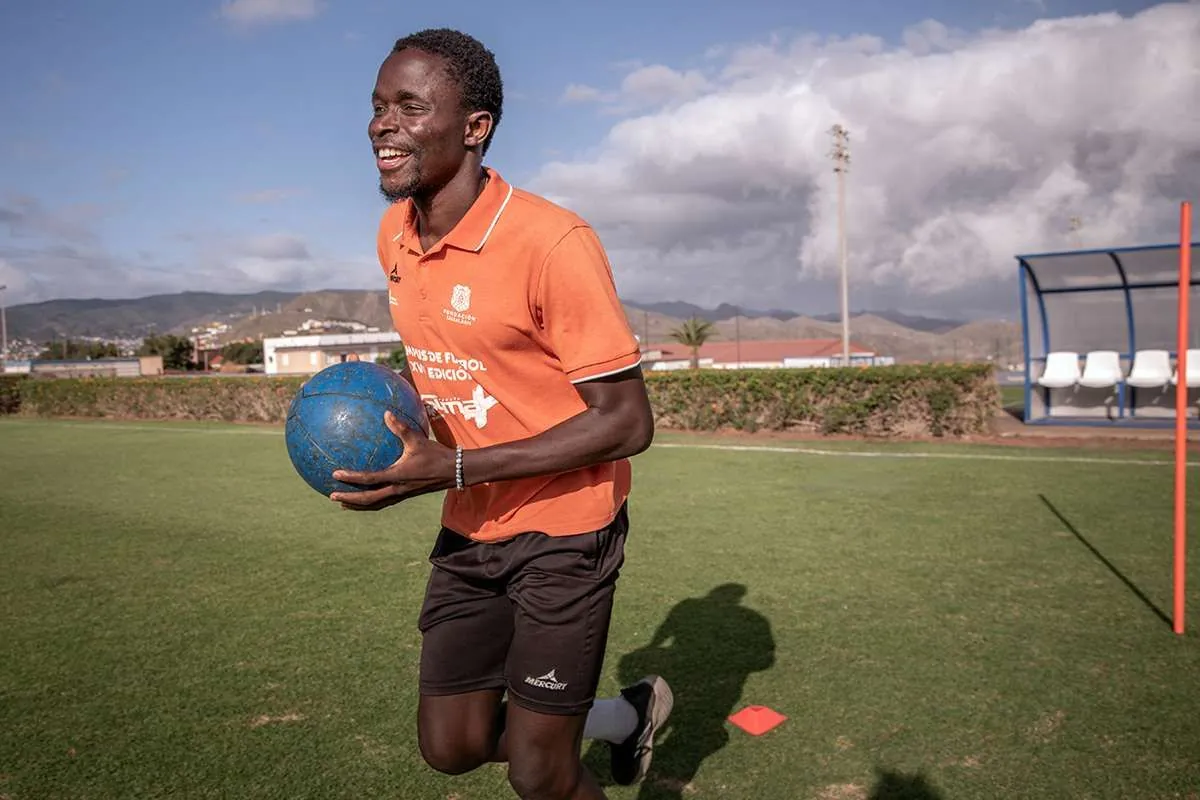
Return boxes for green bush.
[11,364,1001,438]
[643,364,998,437]
[0,374,29,415]
[17,375,307,423]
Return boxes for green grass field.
[2,418,1199,799]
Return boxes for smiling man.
[329,28,673,800]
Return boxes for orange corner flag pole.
[1175,200,1192,636]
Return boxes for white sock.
[584,697,640,743]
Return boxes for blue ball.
[284,360,430,497]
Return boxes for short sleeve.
[535,225,642,383]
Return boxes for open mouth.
[376,147,412,171]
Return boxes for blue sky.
[0,0,1181,316]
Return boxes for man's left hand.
[329,410,456,510]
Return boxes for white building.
[263,331,403,375]
[642,338,894,371]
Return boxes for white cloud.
[531,3,1200,318]
[218,0,322,28]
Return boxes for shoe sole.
[630,675,674,783]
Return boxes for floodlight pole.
[830,124,851,367]
[1174,201,1192,636]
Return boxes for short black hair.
[393,28,504,155]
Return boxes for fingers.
[337,495,402,512]
[330,485,396,507]
[384,410,424,443]
[331,468,388,485]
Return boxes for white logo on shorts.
[524,669,567,691]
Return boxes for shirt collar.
[392,167,514,256]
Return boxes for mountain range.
[3,289,1022,365]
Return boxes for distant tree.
[37,339,120,360]
[669,317,716,369]
[221,341,263,365]
[137,334,194,371]
[376,349,408,371]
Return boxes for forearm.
[462,403,652,487]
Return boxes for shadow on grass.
[584,583,775,798]
[868,767,945,799]
[1038,494,1171,627]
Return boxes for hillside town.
[0,289,1024,379]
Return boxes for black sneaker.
[610,675,673,785]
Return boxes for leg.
[415,528,515,774]
[505,702,606,800]
[500,504,666,798]
[417,689,505,774]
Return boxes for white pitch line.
[653,442,1198,468]
[2,420,1193,467]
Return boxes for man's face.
[368,48,472,202]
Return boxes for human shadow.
[1038,494,1171,627]
[868,767,945,799]
[584,583,776,798]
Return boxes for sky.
[0,0,1195,320]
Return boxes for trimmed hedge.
[12,375,307,423]
[2,364,999,438]
[0,374,27,415]
[645,364,997,437]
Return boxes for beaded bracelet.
[455,445,464,490]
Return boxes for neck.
[413,160,488,245]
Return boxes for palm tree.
[670,316,716,369]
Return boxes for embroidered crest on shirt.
[443,284,476,326]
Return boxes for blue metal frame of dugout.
[1016,241,1200,428]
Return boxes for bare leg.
[416,689,506,774]
[504,700,606,800]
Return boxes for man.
[329,28,673,800]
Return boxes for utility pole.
[735,305,741,368]
[0,284,7,367]
[1069,215,1083,249]
[829,124,851,367]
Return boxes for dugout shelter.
[1018,240,1200,426]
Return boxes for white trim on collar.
[472,183,513,251]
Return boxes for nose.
[369,106,398,140]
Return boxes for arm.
[464,365,653,485]
[332,223,651,508]
[329,366,653,507]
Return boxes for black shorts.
[416,503,628,716]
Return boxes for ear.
[464,110,493,151]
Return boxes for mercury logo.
[524,669,567,691]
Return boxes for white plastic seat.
[1127,350,1172,388]
[1171,349,1200,387]
[1078,350,1124,388]
[1037,351,1080,388]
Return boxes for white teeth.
[378,148,407,159]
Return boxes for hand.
[329,410,456,510]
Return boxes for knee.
[417,726,492,775]
[507,749,581,800]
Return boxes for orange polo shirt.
[376,168,642,543]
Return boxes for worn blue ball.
[284,360,429,497]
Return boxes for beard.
[377,151,423,203]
